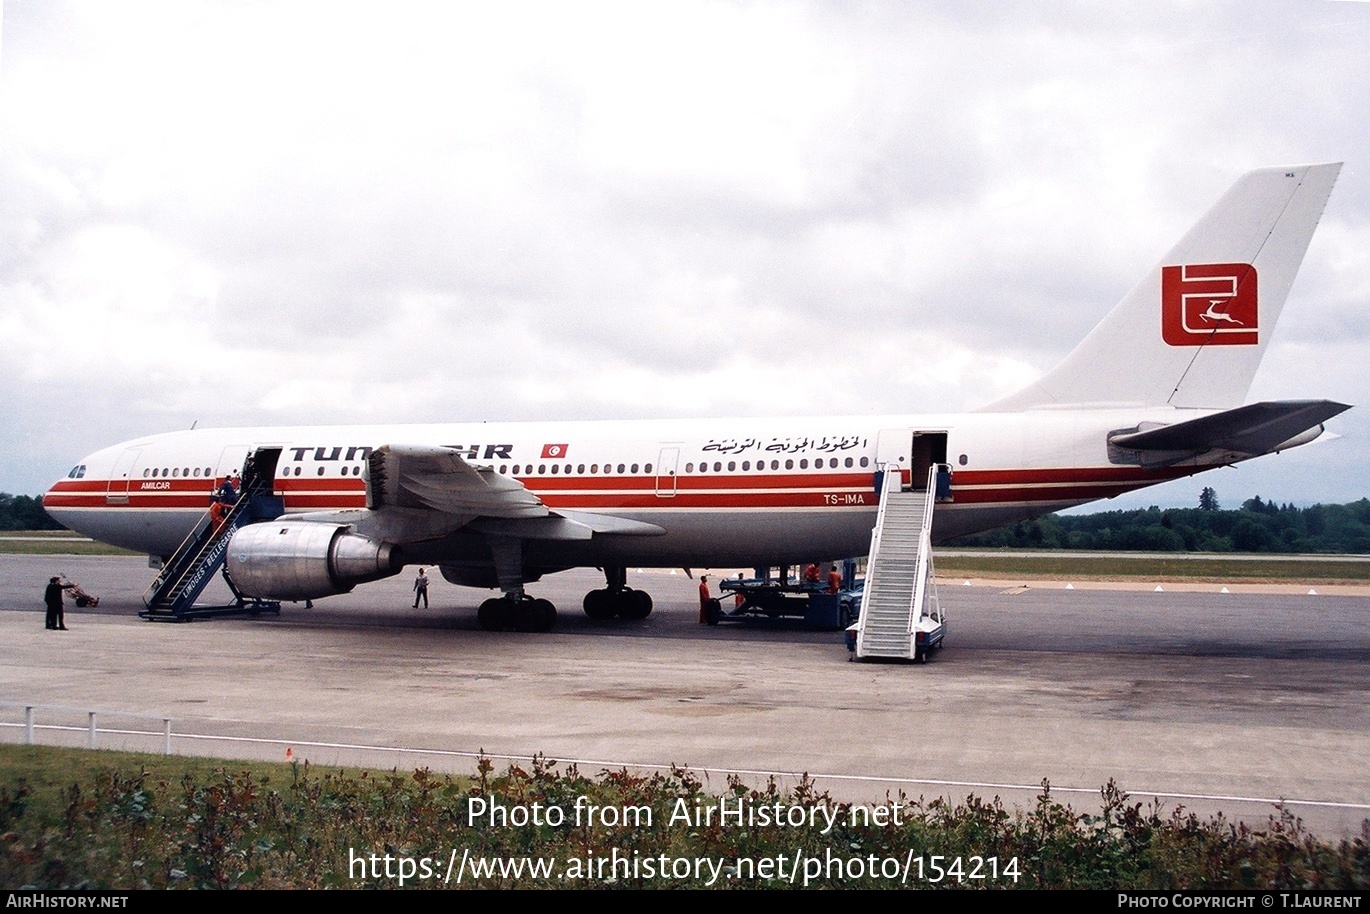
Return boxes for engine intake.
[226,522,403,600]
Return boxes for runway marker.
[1065,583,1074,590]
[1220,587,1230,594]
[1308,588,1318,595]
[1154,585,1164,592]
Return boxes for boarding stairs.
[140,470,282,621]
[853,463,946,661]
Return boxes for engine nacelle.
[226,522,403,601]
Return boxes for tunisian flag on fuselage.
[540,443,569,459]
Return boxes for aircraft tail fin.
[986,163,1340,411]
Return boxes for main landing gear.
[476,536,557,632]
[582,566,653,621]
[477,593,557,632]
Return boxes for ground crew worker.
[413,568,429,608]
[45,576,73,630]
[209,498,229,534]
[827,566,843,594]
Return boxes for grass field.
[0,532,136,556]
[935,552,1370,583]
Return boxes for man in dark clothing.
[413,568,429,609]
[45,576,72,630]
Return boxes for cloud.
[2,0,1367,508]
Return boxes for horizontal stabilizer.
[1108,400,1349,467]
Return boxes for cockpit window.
[67,465,87,479]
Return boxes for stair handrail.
[905,463,943,635]
[142,471,268,608]
[143,512,212,606]
[853,463,903,653]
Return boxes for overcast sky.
[2,0,1367,512]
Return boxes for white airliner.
[43,164,1350,629]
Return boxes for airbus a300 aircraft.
[43,163,1350,630]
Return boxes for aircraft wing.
[366,444,664,539]
[369,444,548,517]
[1108,400,1350,467]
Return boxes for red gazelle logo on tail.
[1161,263,1259,346]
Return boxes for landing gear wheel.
[520,598,557,633]
[583,589,615,620]
[615,588,652,620]
[478,597,509,631]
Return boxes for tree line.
[949,491,1370,553]
[0,493,64,531]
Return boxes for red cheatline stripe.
[953,484,1147,504]
[44,480,109,493]
[48,465,1192,512]
[61,464,1194,494]
[518,472,876,491]
[955,466,1193,485]
[542,492,873,509]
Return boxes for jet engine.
[226,522,403,601]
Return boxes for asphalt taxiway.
[2,553,1368,836]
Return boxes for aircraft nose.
[42,456,94,519]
